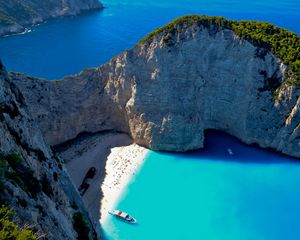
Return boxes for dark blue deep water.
[1,1,300,239]
[0,0,299,79]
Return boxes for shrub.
[73,212,90,240]
[36,205,46,217]
[17,197,27,208]
[0,205,37,240]
[0,157,7,200]
[0,153,26,196]
[0,157,7,179]
[5,153,23,169]
[35,149,46,162]
[5,171,27,193]
[0,12,16,25]
[24,172,41,199]
[138,15,300,88]
[41,175,53,197]
[0,182,4,205]
[0,152,43,198]
[71,202,79,210]
[53,172,58,182]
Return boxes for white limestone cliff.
[11,23,300,158]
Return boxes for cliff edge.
[0,62,101,239]
[11,15,300,159]
[0,0,103,36]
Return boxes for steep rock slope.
[0,62,101,239]
[0,0,103,36]
[12,16,300,158]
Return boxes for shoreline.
[1,27,33,38]
[57,132,148,228]
[100,143,148,223]
[0,7,103,38]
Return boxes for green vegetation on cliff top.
[139,15,300,86]
[0,0,38,25]
[0,154,37,240]
[72,212,91,240]
[0,0,102,28]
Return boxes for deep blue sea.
[0,0,299,79]
[0,1,300,239]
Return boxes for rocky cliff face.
[0,0,103,36]
[12,20,300,158]
[0,63,101,239]
[1,16,300,238]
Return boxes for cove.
[102,131,300,240]
[0,1,299,239]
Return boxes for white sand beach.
[100,143,148,223]
[57,132,148,228]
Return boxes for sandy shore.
[56,132,148,227]
[100,143,148,223]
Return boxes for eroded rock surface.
[12,24,300,158]
[0,64,101,239]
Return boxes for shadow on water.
[158,130,299,165]
[111,217,140,227]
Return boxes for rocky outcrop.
[0,0,103,36]
[10,16,300,159]
[0,63,101,239]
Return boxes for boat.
[227,148,234,155]
[109,210,137,224]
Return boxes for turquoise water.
[0,0,299,79]
[103,131,300,240]
[0,1,300,239]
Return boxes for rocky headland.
[1,15,300,239]
[11,15,300,158]
[0,0,103,36]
